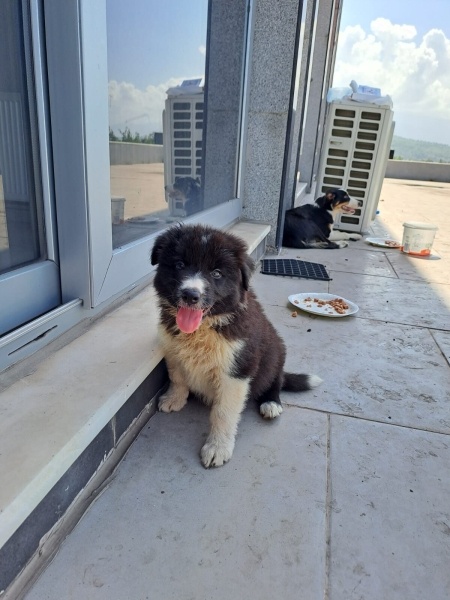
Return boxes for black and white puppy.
[151,224,321,468]
[165,176,203,216]
[283,188,363,249]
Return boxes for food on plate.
[302,296,349,314]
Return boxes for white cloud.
[333,19,450,143]
[108,77,184,134]
[109,75,203,135]
[198,45,206,56]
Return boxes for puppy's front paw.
[158,390,187,413]
[349,233,362,241]
[336,240,349,248]
[260,401,283,419]
[201,438,234,468]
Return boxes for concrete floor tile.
[328,271,450,330]
[385,250,450,285]
[262,305,450,433]
[25,403,328,600]
[279,245,399,278]
[328,416,450,600]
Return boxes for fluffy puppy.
[151,224,321,468]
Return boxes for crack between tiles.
[324,413,332,600]
[283,401,450,438]
[344,314,450,333]
[429,328,450,369]
[384,252,401,278]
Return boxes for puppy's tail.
[282,372,322,392]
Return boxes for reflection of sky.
[107,0,207,87]
[107,0,207,134]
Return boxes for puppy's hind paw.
[336,240,349,249]
[260,401,283,419]
[349,233,362,241]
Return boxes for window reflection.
[106,0,208,249]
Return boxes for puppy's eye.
[175,261,185,270]
[211,269,222,279]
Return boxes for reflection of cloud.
[108,77,183,133]
[334,19,450,143]
[198,45,206,56]
[109,74,204,134]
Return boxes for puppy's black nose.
[181,288,201,305]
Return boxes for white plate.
[288,293,359,318]
[365,237,401,248]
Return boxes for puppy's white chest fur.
[159,324,244,402]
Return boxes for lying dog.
[151,224,321,468]
[165,176,203,216]
[283,188,363,249]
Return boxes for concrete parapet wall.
[109,142,164,165]
[386,160,450,183]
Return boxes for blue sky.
[107,0,450,145]
[335,0,450,144]
[340,0,450,39]
[107,0,207,88]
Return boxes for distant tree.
[110,127,156,145]
[118,127,134,142]
[109,127,119,141]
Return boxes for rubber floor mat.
[260,259,331,281]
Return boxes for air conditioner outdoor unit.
[316,99,394,233]
[163,79,204,217]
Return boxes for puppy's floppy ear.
[150,232,166,265]
[240,254,255,291]
[151,228,177,265]
[325,190,336,201]
[316,196,327,208]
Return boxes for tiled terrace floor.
[24,179,450,600]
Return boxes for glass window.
[106,0,208,249]
[0,0,45,275]
[0,0,60,339]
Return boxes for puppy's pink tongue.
[176,307,204,333]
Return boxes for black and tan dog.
[151,224,321,468]
[283,188,363,249]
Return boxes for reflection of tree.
[109,127,155,145]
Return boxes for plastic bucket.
[401,222,438,256]
[111,196,126,225]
